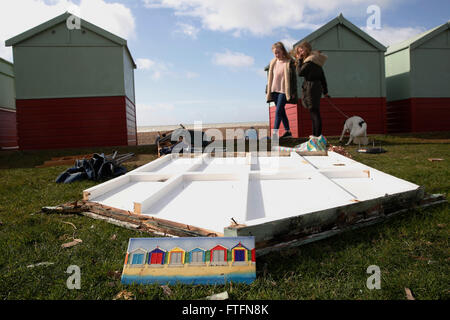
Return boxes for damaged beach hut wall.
[0,57,18,150]
[268,14,387,138]
[385,21,450,133]
[5,12,137,150]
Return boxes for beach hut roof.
[0,57,13,66]
[129,248,146,254]
[386,20,450,55]
[232,242,248,250]
[264,13,386,71]
[5,12,136,68]
[190,247,206,252]
[293,13,387,52]
[211,244,228,251]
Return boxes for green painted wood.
[385,49,411,101]
[294,14,386,98]
[411,46,450,98]
[0,58,15,110]
[385,22,450,100]
[6,13,136,101]
[123,47,136,104]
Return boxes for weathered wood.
[224,187,426,244]
[42,200,223,238]
[254,193,446,256]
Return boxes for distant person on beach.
[266,41,298,139]
[295,41,329,141]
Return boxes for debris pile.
[55,152,134,183]
[328,144,352,158]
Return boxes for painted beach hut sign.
[121,237,256,285]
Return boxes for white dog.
[339,116,368,145]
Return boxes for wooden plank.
[224,187,425,245]
[43,200,223,238]
[254,193,446,257]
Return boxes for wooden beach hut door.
[170,252,183,265]
[234,249,245,262]
[191,251,203,264]
[210,245,227,264]
[212,250,224,262]
[150,252,163,264]
[131,253,144,265]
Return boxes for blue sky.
[1,0,449,127]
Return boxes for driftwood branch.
[41,200,223,238]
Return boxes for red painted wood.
[0,109,18,149]
[125,97,137,146]
[270,97,387,138]
[16,96,136,150]
[210,245,227,262]
[150,252,163,264]
[387,98,450,133]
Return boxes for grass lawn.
[0,133,448,300]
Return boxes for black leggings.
[309,107,322,137]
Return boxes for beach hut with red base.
[209,244,228,266]
[268,14,387,138]
[0,58,18,150]
[385,21,450,133]
[5,13,137,150]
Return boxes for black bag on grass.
[55,153,127,184]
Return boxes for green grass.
[0,133,448,300]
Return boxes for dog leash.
[324,96,349,119]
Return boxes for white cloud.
[142,0,397,36]
[212,50,254,68]
[185,71,199,79]
[0,0,136,61]
[361,25,426,47]
[174,22,200,39]
[280,35,298,52]
[136,58,155,70]
[137,57,198,80]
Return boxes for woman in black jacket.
[295,41,330,139]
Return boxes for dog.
[339,116,368,145]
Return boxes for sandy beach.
[137,121,270,145]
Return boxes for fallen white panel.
[139,174,248,233]
[83,152,422,242]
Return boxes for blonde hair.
[272,41,290,60]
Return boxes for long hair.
[271,41,291,61]
[297,40,312,58]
